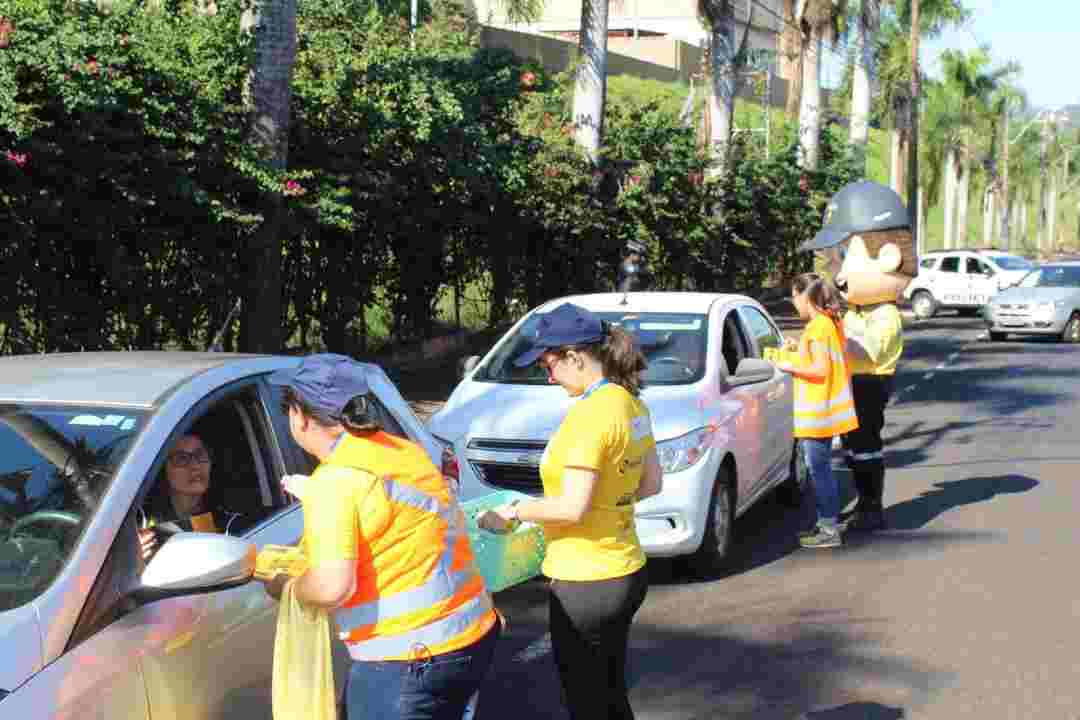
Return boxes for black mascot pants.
[843,374,894,510]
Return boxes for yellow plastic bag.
[272,581,337,720]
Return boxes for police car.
[903,249,1034,319]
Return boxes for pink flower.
[283,179,307,197]
[5,150,29,167]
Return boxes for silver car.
[0,352,449,718]
[984,262,1080,342]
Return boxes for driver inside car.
[138,432,242,560]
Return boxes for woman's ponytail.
[590,324,647,396]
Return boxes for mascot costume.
[799,181,916,531]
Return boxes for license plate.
[943,294,989,306]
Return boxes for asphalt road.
[472,313,1080,720]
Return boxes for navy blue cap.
[513,303,607,367]
[799,180,911,252]
[267,353,370,419]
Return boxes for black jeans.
[548,568,649,720]
[843,375,894,510]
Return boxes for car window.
[737,306,783,357]
[939,257,961,273]
[1017,265,1080,288]
[967,258,993,276]
[721,311,751,375]
[472,311,709,386]
[919,257,937,271]
[0,405,146,612]
[991,255,1033,271]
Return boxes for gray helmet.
[799,180,911,252]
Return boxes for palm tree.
[697,0,755,177]
[572,0,610,163]
[240,0,298,352]
[797,0,848,170]
[849,0,880,172]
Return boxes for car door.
[736,304,793,485]
[936,255,965,306]
[717,307,770,506]
[967,257,997,306]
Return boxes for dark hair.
[792,272,847,320]
[280,386,382,436]
[563,323,647,396]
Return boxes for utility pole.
[906,0,920,253]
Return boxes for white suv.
[904,249,1034,319]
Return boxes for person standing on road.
[478,302,663,720]
[616,240,650,293]
[262,353,500,720]
[776,274,860,549]
[797,181,917,532]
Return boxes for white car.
[904,249,1034,319]
[427,292,803,574]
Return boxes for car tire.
[688,465,735,577]
[1061,313,1080,344]
[988,331,1007,342]
[776,440,807,507]
[912,291,937,320]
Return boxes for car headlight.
[1033,302,1058,320]
[656,428,712,474]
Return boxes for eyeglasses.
[168,449,211,468]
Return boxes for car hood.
[0,605,42,696]
[428,381,708,444]
[994,287,1080,304]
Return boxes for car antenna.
[208,298,243,352]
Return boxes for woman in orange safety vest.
[775,274,859,549]
[262,354,499,720]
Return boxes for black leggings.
[548,568,649,720]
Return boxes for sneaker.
[844,508,886,532]
[799,525,843,549]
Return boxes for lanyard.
[581,378,610,399]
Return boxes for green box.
[461,490,546,593]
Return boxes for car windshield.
[473,312,709,386]
[0,405,143,612]
[1016,266,1080,289]
[992,255,1034,271]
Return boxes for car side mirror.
[137,533,255,602]
[459,355,481,379]
[727,358,775,387]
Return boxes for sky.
[921,0,1078,112]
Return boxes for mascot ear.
[876,243,903,273]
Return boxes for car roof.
[534,292,747,314]
[923,248,1025,257]
[0,352,290,409]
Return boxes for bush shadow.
[882,474,1039,531]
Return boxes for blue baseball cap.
[267,353,370,419]
[513,303,607,367]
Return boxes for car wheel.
[776,440,806,507]
[988,331,1007,342]
[1061,313,1080,343]
[912,291,937,320]
[688,465,735,576]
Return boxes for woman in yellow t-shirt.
[775,273,859,549]
[480,302,663,720]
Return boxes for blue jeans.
[801,438,839,529]
[345,621,500,720]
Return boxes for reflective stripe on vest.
[794,407,858,431]
[794,386,854,414]
[342,593,494,661]
[333,474,484,656]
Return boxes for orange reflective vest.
[327,432,496,661]
[792,315,859,439]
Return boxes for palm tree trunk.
[798,23,823,170]
[781,0,804,118]
[573,0,610,164]
[1048,164,1059,252]
[890,130,906,195]
[1018,188,1028,248]
[943,148,956,249]
[956,157,971,248]
[849,0,879,172]
[982,187,995,248]
[238,0,297,353]
[706,7,737,178]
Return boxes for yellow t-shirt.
[299,464,383,566]
[843,303,903,376]
[539,382,653,581]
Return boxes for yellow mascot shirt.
[539,383,653,582]
[844,303,904,376]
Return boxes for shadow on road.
[884,474,1039,531]
[884,416,1055,469]
[802,702,905,719]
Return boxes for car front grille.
[994,303,1032,324]
[469,461,543,494]
[467,437,546,494]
